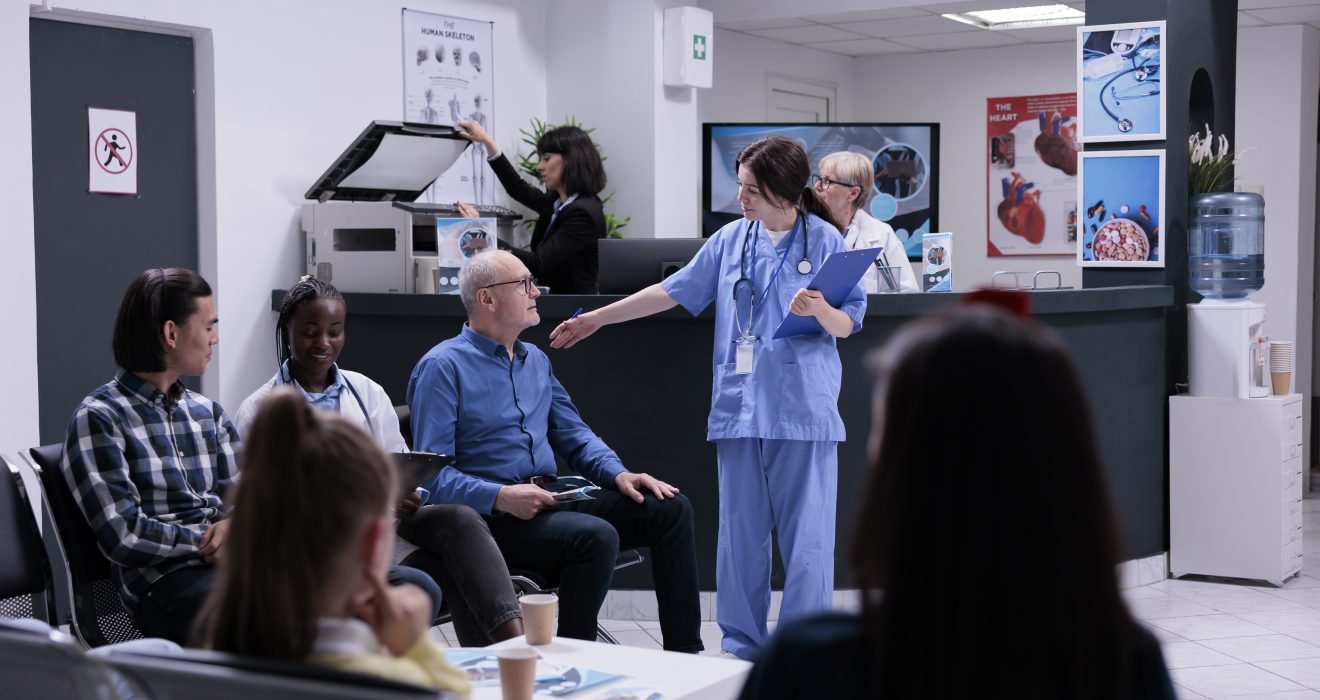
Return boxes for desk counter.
[273,286,1173,589]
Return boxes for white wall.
[700,28,855,123]
[1237,25,1319,464]
[6,0,548,443]
[0,2,38,457]
[853,42,1079,290]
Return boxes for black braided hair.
[275,276,345,367]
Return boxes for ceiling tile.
[890,30,1028,51]
[845,15,979,38]
[1238,11,1268,26]
[1239,0,1320,10]
[802,8,933,24]
[802,37,922,56]
[996,24,1081,43]
[746,24,870,44]
[921,0,1041,12]
[715,18,814,32]
[1249,5,1320,22]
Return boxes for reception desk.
[273,285,1173,589]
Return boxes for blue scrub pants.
[715,438,837,659]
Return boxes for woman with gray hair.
[814,152,920,293]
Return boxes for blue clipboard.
[772,247,879,339]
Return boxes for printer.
[302,121,522,294]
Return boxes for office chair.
[24,444,145,647]
[0,454,54,623]
[101,647,460,700]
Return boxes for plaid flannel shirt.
[61,369,241,613]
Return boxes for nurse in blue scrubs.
[548,135,866,659]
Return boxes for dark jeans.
[134,563,441,647]
[485,490,702,652]
[135,565,214,645]
[398,504,522,646]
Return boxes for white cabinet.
[1170,394,1304,585]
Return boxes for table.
[471,636,751,699]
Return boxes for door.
[767,75,835,122]
[30,18,199,444]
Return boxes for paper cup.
[520,593,558,645]
[497,647,537,700]
[1272,371,1292,396]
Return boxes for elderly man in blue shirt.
[407,250,702,652]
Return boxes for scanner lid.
[304,120,470,203]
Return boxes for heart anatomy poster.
[986,93,1078,257]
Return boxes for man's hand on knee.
[495,484,559,520]
[615,472,680,503]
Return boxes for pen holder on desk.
[874,265,904,293]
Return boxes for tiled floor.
[433,497,1320,697]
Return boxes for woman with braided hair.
[235,276,524,647]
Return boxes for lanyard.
[734,215,802,340]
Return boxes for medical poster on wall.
[1076,21,1165,143]
[1077,150,1165,267]
[402,9,494,205]
[986,93,1078,257]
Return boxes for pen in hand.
[550,307,583,341]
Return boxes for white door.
[766,75,835,122]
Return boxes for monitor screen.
[702,123,940,260]
[598,238,707,295]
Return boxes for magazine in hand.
[537,475,599,503]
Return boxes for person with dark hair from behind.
[737,299,1175,699]
[196,388,470,697]
[60,268,236,645]
[453,119,607,293]
[234,275,524,647]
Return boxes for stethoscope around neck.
[734,210,810,339]
[280,362,369,417]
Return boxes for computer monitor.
[598,238,707,295]
[703,122,940,260]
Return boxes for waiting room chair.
[0,454,54,623]
[0,617,123,700]
[100,647,460,700]
[24,443,145,648]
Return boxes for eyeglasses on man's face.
[810,174,858,192]
[482,276,536,295]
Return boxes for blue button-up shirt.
[279,360,347,413]
[406,325,626,514]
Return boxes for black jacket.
[490,153,605,294]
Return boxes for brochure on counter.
[444,648,623,696]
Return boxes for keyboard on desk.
[400,202,524,220]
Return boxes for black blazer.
[490,153,605,294]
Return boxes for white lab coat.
[843,209,921,294]
[234,367,408,452]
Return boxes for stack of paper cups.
[1269,341,1293,395]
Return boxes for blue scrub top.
[662,212,866,442]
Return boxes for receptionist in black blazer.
[456,119,607,294]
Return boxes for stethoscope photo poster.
[1076,21,1166,143]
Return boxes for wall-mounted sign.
[88,107,137,195]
